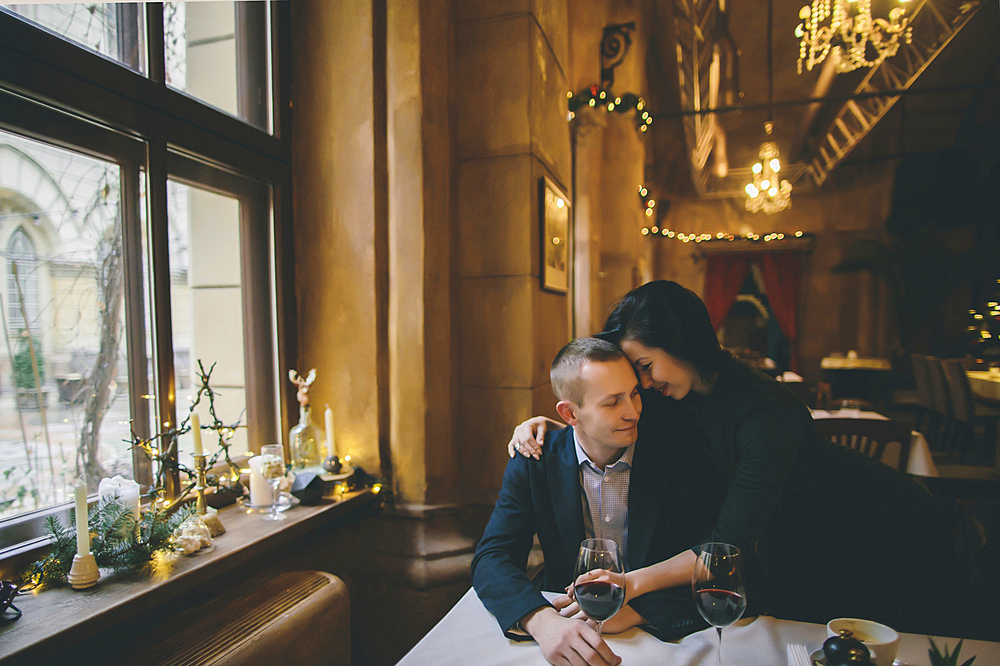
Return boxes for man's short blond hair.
[550,338,627,406]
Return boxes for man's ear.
[555,400,578,425]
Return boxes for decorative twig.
[127,360,246,505]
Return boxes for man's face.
[569,358,643,456]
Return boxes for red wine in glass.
[575,538,624,638]
[694,588,746,627]
[576,581,625,622]
[692,543,746,665]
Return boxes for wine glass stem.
[272,482,280,519]
[716,627,723,666]
[596,621,603,640]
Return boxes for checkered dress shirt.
[574,428,633,569]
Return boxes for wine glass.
[574,538,625,638]
[692,542,746,665]
[259,444,288,521]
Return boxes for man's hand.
[553,594,647,636]
[521,607,622,666]
[552,592,582,619]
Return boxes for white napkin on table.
[787,643,814,666]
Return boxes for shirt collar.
[572,427,634,470]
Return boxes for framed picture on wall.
[539,175,571,293]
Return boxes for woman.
[510,280,958,633]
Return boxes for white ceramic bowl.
[827,618,900,666]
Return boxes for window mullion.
[145,2,166,86]
[146,139,180,501]
[122,163,154,492]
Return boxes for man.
[471,338,718,666]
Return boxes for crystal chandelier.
[796,0,912,74]
[745,123,792,214]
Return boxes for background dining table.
[811,409,938,477]
[967,370,1000,403]
[398,588,1000,666]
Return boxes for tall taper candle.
[75,479,90,556]
[191,412,203,457]
[325,405,336,459]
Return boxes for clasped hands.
[524,570,642,666]
[558,568,637,634]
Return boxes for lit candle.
[75,479,90,556]
[191,412,203,457]
[325,405,336,460]
[98,475,141,522]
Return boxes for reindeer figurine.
[288,368,316,407]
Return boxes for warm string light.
[641,228,811,243]
[796,0,912,74]
[638,185,656,217]
[567,86,651,132]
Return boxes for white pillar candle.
[248,455,272,506]
[191,412,204,457]
[325,405,336,459]
[98,475,141,522]
[74,479,90,556]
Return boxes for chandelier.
[745,123,792,214]
[796,0,912,74]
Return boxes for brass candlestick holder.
[194,454,226,537]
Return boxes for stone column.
[292,0,383,473]
[573,109,606,336]
[386,0,454,506]
[454,1,571,505]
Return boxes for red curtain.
[759,253,804,373]
[704,254,752,330]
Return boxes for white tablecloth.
[811,409,938,477]
[398,588,1000,666]
[968,370,1000,402]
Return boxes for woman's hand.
[574,569,633,604]
[507,416,565,459]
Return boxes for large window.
[0,3,289,551]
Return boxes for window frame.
[0,2,295,559]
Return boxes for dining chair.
[911,354,936,437]
[782,380,834,410]
[940,358,1000,465]
[813,417,913,472]
[925,355,955,452]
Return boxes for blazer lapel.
[549,427,585,572]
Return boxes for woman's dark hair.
[598,280,735,381]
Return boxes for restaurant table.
[967,370,1000,403]
[820,357,892,371]
[820,357,893,405]
[398,588,1000,666]
[811,409,938,477]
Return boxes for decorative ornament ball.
[323,455,343,474]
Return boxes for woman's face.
[619,338,708,400]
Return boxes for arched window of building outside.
[7,226,39,334]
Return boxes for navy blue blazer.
[471,409,721,641]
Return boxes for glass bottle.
[289,404,324,469]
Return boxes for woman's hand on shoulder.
[508,416,565,459]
